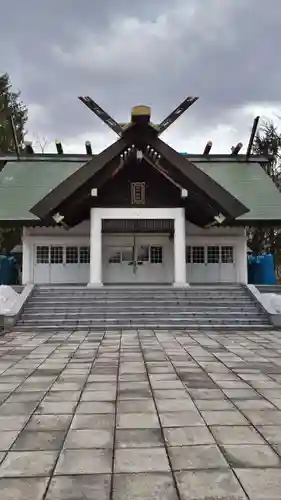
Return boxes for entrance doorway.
[103,234,173,284]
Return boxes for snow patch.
[0,286,20,314]
[259,293,281,315]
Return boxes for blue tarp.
[248,253,276,285]
[0,255,18,285]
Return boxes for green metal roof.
[194,161,281,221]
[0,157,281,223]
[0,160,83,221]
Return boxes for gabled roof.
[0,153,280,225]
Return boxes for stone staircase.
[15,284,271,330]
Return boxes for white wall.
[22,222,248,285]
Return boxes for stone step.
[28,296,254,304]
[16,284,271,331]
[25,301,256,314]
[21,311,264,321]
[34,287,246,294]
[18,314,269,325]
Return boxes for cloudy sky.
[1,0,281,154]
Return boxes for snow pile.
[259,293,281,314]
[0,286,20,315]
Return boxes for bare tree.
[32,133,50,153]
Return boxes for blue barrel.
[0,254,18,285]
[247,253,276,285]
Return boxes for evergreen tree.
[0,73,27,253]
[247,120,281,276]
[0,73,27,153]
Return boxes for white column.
[88,208,103,287]
[22,228,32,284]
[173,208,188,287]
[236,237,248,284]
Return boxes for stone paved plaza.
[0,329,281,498]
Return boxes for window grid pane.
[221,246,234,263]
[150,246,163,264]
[50,246,63,264]
[192,247,205,264]
[207,246,220,264]
[36,246,49,264]
[66,246,78,264]
[186,246,191,263]
[80,246,90,264]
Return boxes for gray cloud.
[1,0,281,151]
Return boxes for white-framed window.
[79,246,90,264]
[150,246,163,264]
[192,246,205,264]
[207,246,220,264]
[186,245,234,264]
[221,246,234,263]
[50,246,63,264]
[66,246,78,264]
[131,182,146,205]
[36,246,49,264]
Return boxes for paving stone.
[112,472,178,500]
[164,426,215,446]
[256,426,281,444]
[71,414,114,430]
[51,382,84,391]
[222,388,262,399]
[116,429,163,448]
[86,382,117,391]
[6,392,44,403]
[168,444,228,471]
[235,468,281,499]
[117,400,156,413]
[221,444,281,468]
[149,373,178,381]
[118,389,152,400]
[81,390,116,401]
[119,374,148,382]
[115,447,170,473]
[0,450,58,477]
[117,412,160,429]
[0,416,29,431]
[0,431,19,451]
[195,399,235,410]
[155,399,196,412]
[0,477,49,500]
[25,415,72,432]
[64,429,113,449]
[36,402,77,414]
[186,388,226,400]
[43,391,81,401]
[12,431,66,451]
[235,399,275,410]
[201,410,248,426]
[55,449,112,475]
[77,401,115,413]
[153,389,190,399]
[160,411,205,427]
[46,474,111,500]
[211,426,266,445]
[176,469,247,500]
[242,410,281,425]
